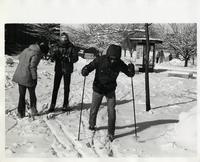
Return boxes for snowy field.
[5,56,197,157]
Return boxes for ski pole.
[129,59,137,139]
[131,76,137,138]
[78,76,86,141]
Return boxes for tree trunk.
[175,53,179,58]
[184,50,190,67]
[184,58,189,67]
[192,56,195,65]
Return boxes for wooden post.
[145,23,151,111]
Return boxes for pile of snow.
[5,55,19,65]
[171,106,197,151]
[40,70,53,79]
[5,72,15,89]
[169,59,184,66]
[6,57,14,66]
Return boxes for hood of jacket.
[28,44,41,53]
[106,44,121,59]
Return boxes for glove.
[128,63,135,77]
[81,67,89,76]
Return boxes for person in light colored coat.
[13,42,49,118]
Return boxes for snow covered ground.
[5,56,197,157]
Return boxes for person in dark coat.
[81,44,135,142]
[159,50,165,63]
[47,32,79,112]
[169,53,173,61]
[156,51,160,63]
[12,42,49,118]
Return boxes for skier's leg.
[89,91,103,130]
[63,73,71,109]
[17,84,26,118]
[49,72,62,112]
[106,91,116,141]
[28,85,38,115]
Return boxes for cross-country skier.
[81,44,135,142]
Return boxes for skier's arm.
[81,57,98,76]
[30,55,40,80]
[119,60,135,77]
[70,46,79,63]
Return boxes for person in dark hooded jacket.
[81,44,135,142]
[12,42,49,118]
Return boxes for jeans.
[50,72,71,107]
[18,84,36,116]
[89,91,116,136]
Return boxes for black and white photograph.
[0,0,199,161]
[4,23,197,157]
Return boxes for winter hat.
[39,42,49,55]
[106,44,122,59]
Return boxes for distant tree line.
[151,23,197,67]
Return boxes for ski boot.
[29,107,38,120]
[62,105,71,115]
[107,134,114,142]
[47,104,55,113]
[88,125,96,131]
[30,107,38,116]
[17,110,25,119]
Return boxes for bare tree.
[62,24,142,53]
[167,24,197,67]
[154,23,197,67]
[5,23,61,56]
[25,23,60,43]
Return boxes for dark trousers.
[51,72,71,107]
[18,84,36,116]
[89,91,116,136]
